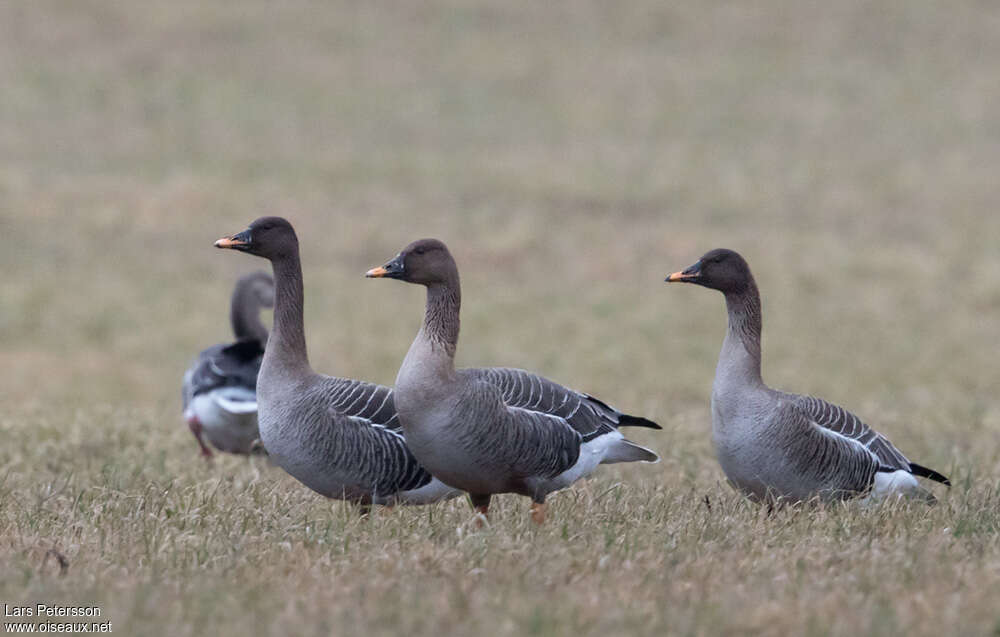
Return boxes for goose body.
[182,272,273,456]
[368,238,659,522]
[257,372,456,504]
[668,249,949,503]
[396,365,658,501]
[215,218,457,506]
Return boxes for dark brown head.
[666,248,754,295]
[215,216,298,261]
[365,238,457,287]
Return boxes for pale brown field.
[3,1,1000,635]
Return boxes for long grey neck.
[421,280,461,359]
[264,252,311,376]
[230,282,269,344]
[718,281,764,387]
[398,276,461,392]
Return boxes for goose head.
[666,248,753,295]
[216,216,298,261]
[365,238,457,287]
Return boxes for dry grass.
[3,1,1000,634]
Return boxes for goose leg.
[186,415,214,459]
[470,493,491,528]
[530,500,547,525]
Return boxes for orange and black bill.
[215,229,251,250]
[666,260,702,283]
[365,254,405,279]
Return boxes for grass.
[3,0,1000,634]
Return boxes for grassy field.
[3,1,1000,634]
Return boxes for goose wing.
[184,340,264,403]
[453,376,584,481]
[315,377,401,431]
[313,377,432,495]
[784,393,910,471]
[772,397,883,495]
[786,393,950,485]
[336,413,435,496]
[468,367,659,442]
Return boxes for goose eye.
[414,247,426,255]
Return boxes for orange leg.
[530,501,547,525]
[186,415,214,459]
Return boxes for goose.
[182,271,273,457]
[214,217,458,506]
[366,238,660,524]
[666,248,950,503]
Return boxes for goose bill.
[365,255,405,279]
[215,230,251,250]
[666,270,699,282]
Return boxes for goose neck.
[421,280,461,360]
[230,283,269,344]
[395,280,460,404]
[265,252,310,375]
[720,282,763,385]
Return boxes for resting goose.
[366,238,660,524]
[214,217,458,506]
[666,248,950,503]
[182,271,273,457]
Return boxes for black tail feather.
[618,414,662,430]
[909,462,951,487]
[582,393,662,430]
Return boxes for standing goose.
[666,248,950,503]
[182,271,273,457]
[366,239,660,524]
[215,217,457,506]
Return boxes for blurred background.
[2,1,1000,634]
[5,1,999,429]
